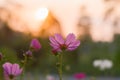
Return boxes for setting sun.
[35,8,49,21]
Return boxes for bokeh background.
[0,0,120,79]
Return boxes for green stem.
[23,54,28,69]
[57,54,62,80]
[20,54,28,80]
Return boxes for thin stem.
[20,54,28,80]
[23,55,27,70]
[57,54,62,80]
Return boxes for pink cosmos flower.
[3,62,22,79]
[73,73,86,80]
[30,39,41,51]
[49,33,80,53]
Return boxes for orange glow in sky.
[0,0,120,42]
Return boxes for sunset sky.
[0,0,120,42]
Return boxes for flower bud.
[25,50,32,57]
[30,39,41,51]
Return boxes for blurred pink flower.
[3,62,22,79]
[46,75,55,80]
[25,50,32,57]
[73,73,86,80]
[4,71,10,80]
[49,33,80,53]
[30,39,41,51]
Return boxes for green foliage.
[0,33,120,77]
[0,46,19,63]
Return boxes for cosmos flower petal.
[67,46,78,51]
[49,36,59,45]
[3,62,12,75]
[4,71,9,80]
[12,64,21,76]
[65,33,76,45]
[54,34,64,44]
[68,40,80,47]
[50,43,61,50]
[67,40,80,51]
[16,68,22,76]
[50,39,60,47]
[49,34,64,53]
